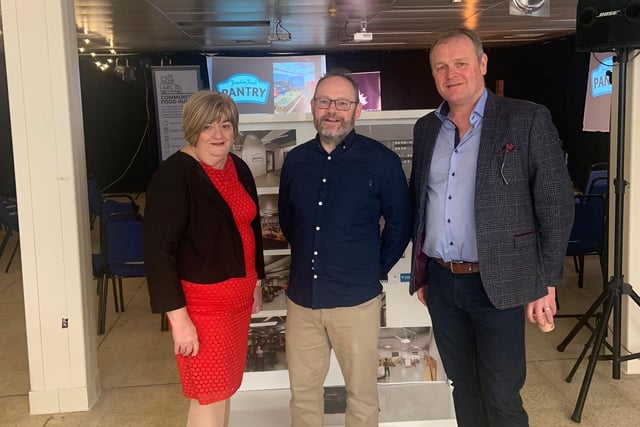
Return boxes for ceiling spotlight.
[114,59,136,83]
[328,5,337,18]
[509,0,550,17]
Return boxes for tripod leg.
[557,291,607,352]
[571,292,615,423]
[613,289,622,379]
[566,325,598,383]
[578,255,585,288]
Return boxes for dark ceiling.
[69,0,578,56]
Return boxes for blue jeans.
[426,259,528,427]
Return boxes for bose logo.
[596,9,622,18]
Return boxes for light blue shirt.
[422,89,488,262]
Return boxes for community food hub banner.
[151,66,202,161]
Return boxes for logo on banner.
[216,74,270,104]
[591,56,613,98]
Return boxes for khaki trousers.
[286,296,381,427]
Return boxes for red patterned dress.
[177,156,258,405]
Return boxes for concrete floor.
[2,227,640,426]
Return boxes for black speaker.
[576,0,640,51]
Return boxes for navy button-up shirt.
[279,130,411,309]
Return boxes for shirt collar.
[314,129,357,153]
[435,88,488,128]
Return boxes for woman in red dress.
[144,91,265,426]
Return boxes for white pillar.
[1,0,100,413]
[610,48,640,374]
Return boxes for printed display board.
[151,66,202,161]
[235,110,446,391]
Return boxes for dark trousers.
[426,259,528,427]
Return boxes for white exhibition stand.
[233,110,456,425]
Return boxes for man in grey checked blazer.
[409,29,574,427]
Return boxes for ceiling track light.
[512,0,546,11]
[509,0,549,17]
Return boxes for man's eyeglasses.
[313,97,358,111]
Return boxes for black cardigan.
[143,151,265,313]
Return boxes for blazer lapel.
[476,92,506,191]
[416,115,440,210]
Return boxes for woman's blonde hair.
[182,90,239,146]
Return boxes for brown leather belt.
[434,258,480,274]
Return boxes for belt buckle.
[450,260,464,273]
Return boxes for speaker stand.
[564,47,640,423]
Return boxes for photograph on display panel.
[246,314,287,373]
[233,128,297,189]
[259,193,288,251]
[377,327,439,383]
[261,254,289,313]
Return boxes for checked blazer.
[409,90,575,310]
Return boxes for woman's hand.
[166,307,199,357]
[252,280,263,314]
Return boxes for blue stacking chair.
[0,194,20,273]
[588,176,608,198]
[88,177,139,297]
[566,194,607,289]
[87,176,139,230]
[584,162,607,195]
[98,211,145,335]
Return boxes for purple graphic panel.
[351,71,381,111]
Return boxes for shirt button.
[327,156,332,160]
[449,241,454,245]
[316,226,320,231]
[313,274,318,279]
[448,195,452,200]
[447,219,451,223]
[322,178,327,183]
[451,172,455,176]
[318,201,323,206]
[313,251,318,255]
